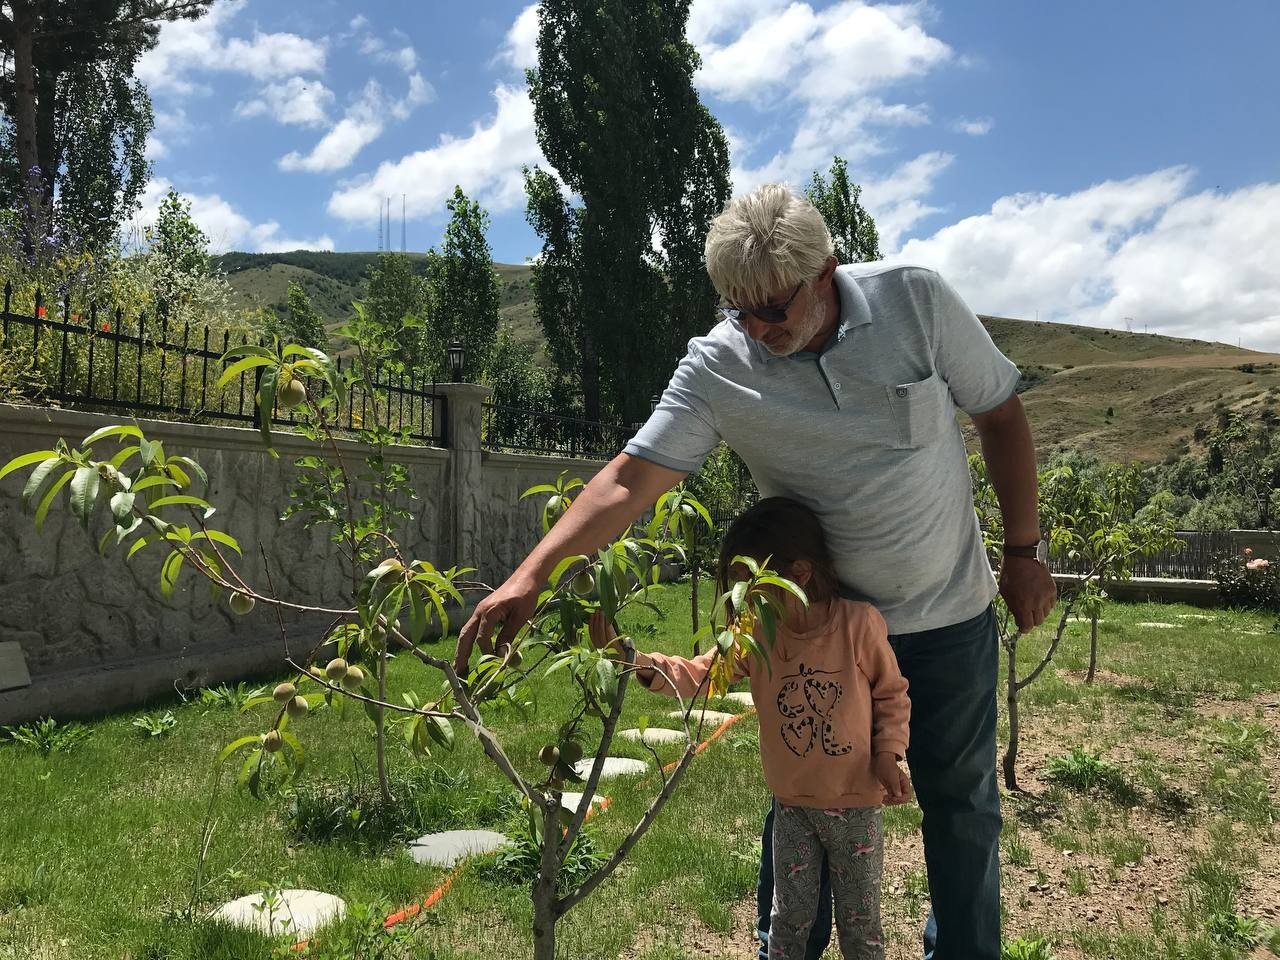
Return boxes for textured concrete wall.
[0,398,609,723]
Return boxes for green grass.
[1,595,1276,959]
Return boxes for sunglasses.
[719,282,804,325]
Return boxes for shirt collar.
[746,266,874,364]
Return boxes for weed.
[132,711,179,738]
[1,716,93,756]
[198,682,269,712]
[1002,936,1055,960]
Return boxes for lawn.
[0,588,1277,960]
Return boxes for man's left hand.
[999,556,1057,632]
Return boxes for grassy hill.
[216,251,1280,463]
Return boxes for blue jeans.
[757,605,1003,960]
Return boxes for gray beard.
[764,294,828,357]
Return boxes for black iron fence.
[1048,529,1239,580]
[481,402,634,459]
[0,284,445,446]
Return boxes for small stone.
[572,756,648,780]
[1136,622,1178,629]
[558,792,604,815]
[409,830,509,867]
[211,890,345,937]
[666,709,735,725]
[719,691,755,707]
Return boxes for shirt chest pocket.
[883,372,950,449]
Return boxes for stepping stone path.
[1176,614,1215,620]
[572,756,648,780]
[1136,622,1178,629]
[618,727,687,745]
[409,829,510,868]
[667,709,735,726]
[718,691,754,707]
[558,791,606,814]
[212,890,346,937]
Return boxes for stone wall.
[0,388,608,723]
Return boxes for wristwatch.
[1003,538,1049,564]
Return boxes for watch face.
[1036,540,1049,565]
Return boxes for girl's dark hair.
[716,497,839,603]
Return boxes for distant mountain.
[216,251,1280,463]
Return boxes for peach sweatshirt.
[636,599,910,809]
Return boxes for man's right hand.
[454,571,542,675]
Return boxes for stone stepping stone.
[558,791,606,814]
[1176,614,1214,620]
[211,890,346,937]
[718,691,754,707]
[572,756,648,780]
[1068,615,1104,623]
[618,727,687,745]
[409,829,510,867]
[1136,621,1178,629]
[667,709,735,726]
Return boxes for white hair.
[704,184,834,308]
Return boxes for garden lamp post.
[650,394,660,414]
[447,340,465,383]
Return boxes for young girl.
[590,497,911,960]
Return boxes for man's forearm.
[974,397,1041,545]
[513,453,686,584]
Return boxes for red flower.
[36,306,46,318]
[100,321,111,332]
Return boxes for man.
[457,183,1056,960]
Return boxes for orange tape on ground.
[332,705,758,941]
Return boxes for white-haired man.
[458,183,1055,960]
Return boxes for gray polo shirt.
[625,263,1021,635]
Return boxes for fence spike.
[3,280,10,313]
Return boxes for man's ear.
[817,255,838,286]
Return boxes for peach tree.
[970,456,1177,790]
[0,326,794,959]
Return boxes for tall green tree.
[363,253,429,368]
[265,282,328,350]
[0,1,213,248]
[525,0,730,422]
[806,156,881,264]
[426,186,501,382]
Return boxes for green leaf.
[407,589,428,646]
[548,554,589,588]
[21,457,61,506]
[69,466,100,528]
[596,657,618,708]
[170,456,208,490]
[519,483,560,499]
[215,355,275,390]
[108,445,140,470]
[217,734,262,764]
[138,438,162,468]
[110,491,135,523]
[0,450,61,484]
[82,425,143,448]
[425,715,454,750]
[729,580,748,614]
[189,529,242,555]
[220,344,276,362]
[126,534,158,561]
[160,550,185,599]
[32,468,72,535]
[147,495,213,515]
[130,475,180,494]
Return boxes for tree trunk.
[532,876,558,960]
[1085,612,1099,684]
[10,2,44,247]
[376,640,391,804]
[1002,639,1020,791]
[580,332,599,423]
[690,563,700,635]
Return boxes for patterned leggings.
[769,802,884,960]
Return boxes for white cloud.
[695,1,950,104]
[952,116,993,136]
[860,150,954,251]
[687,0,789,46]
[892,168,1280,351]
[129,178,334,253]
[502,4,540,72]
[136,2,324,95]
[327,84,543,223]
[236,77,334,127]
[279,74,435,173]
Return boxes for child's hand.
[874,752,913,805]
[587,610,617,651]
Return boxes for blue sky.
[135,1,1280,349]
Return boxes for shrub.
[1211,549,1280,612]
[1,717,93,757]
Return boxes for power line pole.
[401,194,406,252]
[377,199,383,251]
